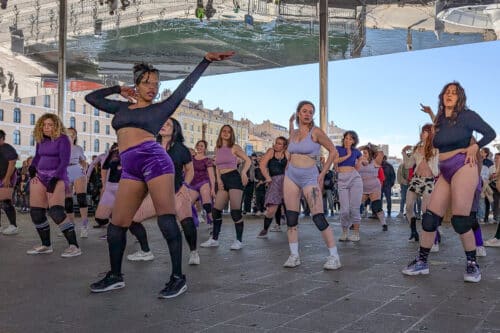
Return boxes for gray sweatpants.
[338,170,363,228]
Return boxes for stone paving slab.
[0,212,499,333]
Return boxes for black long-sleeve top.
[85,58,211,135]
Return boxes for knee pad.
[65,197,74,214]
[30,207,48,226]
[312,214,329,231]
[77,193,88,208]
[371,200,383,213]
[48,205,67,225]
[421,210,442,232]
[230,209,242,222]
[202,203,212,214]
[95,217,109,226]
[286,210,299,227]
[451,215,473,235]
[212,208,222,221]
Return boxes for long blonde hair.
[34,113,66,143]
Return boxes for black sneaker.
[158,274,187,299]
[382,225,388,231]
[90,272,125,293]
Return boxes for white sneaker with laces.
[323,255,342,270]
[2,225,19,235]
[127,250,154,261]
[339,229,348,242]
[476,246,487,257]
[200,238,219,248]
[484,238,500,247]
[348,232,360,242]
[189,251,200,265]
[61,245,82,258]
[430,243,440,253]
[27,245,53,255]
[269,224,282,232]
[230,240,242,250]
[283,254,301,268]
[80,226,89,238]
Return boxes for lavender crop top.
[69,145,86,165]
[336,146,361,167]
[215,147,237,169]
[288,128,321,157]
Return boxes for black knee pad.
[77,193,88,208]
[65,197,74,214]
[421,210,442,232]
[48,205,67,225]
[371,200,383,213]
[312,214,329,231]
[451,215,473,235]
[212,208,222,220]
[286,210,299,227]
[202,203,212,214]
[230,209,242,222]
[30,207,47,225]
[95,217,109,226]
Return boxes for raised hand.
[205,51,236,62]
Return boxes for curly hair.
[359,142,378,162]
[434,82,467,130]
[133,62,160,86]
[34,113,66,143]
[342,130,359,148]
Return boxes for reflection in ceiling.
[0,0,498,100]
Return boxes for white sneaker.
[339,229,348,242]
[27,245,53,255]
[323,255,342,270]
[230,240,242,250]
[347,232,360,242]
[127,250,154,261]
[80,226,89,238]
[270,224,282,232]
[484,238,500,247]
[61,245,82,258]
[200,238,219,248]
[189,251,200,265]
[2,225,19,235]
[397,212,404,218]
[283,254,301,268]
[431,243,440,253]
[476,246,487,257]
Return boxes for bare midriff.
[338,166,356,173]
[438,148,463,162]
[116,127,155,152]
[289,154,316,168]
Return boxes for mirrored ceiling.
[0,0,498,100]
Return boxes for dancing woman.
[191,139,216,225]
[0,129,19,235]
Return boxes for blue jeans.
[399,184,408,213]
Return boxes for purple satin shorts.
[37,169,69,190]
[120,141,174,183]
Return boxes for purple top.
[336,146,361,167]
[358,161,378,179]
[192,157,213,185]
[69,145,86,165]
[288,128,321,157]
[215,147,237,170]
[32,135,71,180]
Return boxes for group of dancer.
[0,50,496,299]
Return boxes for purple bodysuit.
[31,135,71,188]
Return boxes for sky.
[161,40,500,157]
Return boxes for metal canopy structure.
[0,0,498,102]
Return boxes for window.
[83,140,87,151]
[13,130,21,145]
[44,95,50,108]
[94,139,100,152]
[30,114,35,125]
[13,108,21,123]
[70,98,76,112]
[94,120,100,133]
[184,123,188,130]
[82,105,86,114]
[30,97,36,105]
[70,116,76,128]
[106,113,110,118]
[105,142,110,151]
[30,135,35,146]
[94,108,99,116]
[105,125,110,135]
[190,124,194,131]
[190,137,194,144]
[0,109,3,121]
[83,122,87,132]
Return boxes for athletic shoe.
[484,238,500,247]
[230,240,242,250]
[200,238,219,248]
[402,259,429,276]
[430,243,439,253]
[464,261,481,283]
[382,224,388,231]
[90,271,125,293]
[61,245,82,258]
[476,246,487,257]
[188,251,200,265]
[158,274,187,299]
[323,255,342,270]
[339,229,348,242]
[26,245,53,255]
[397,212,404,218]
[270,224,282,232]
[257,229,268,239]
[80,226,89,238]
[99,234,107,240]
[127,250,154,261]
[2,225,19,235]
[347,232,360,242]
[283,254,301,268]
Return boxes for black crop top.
[433,109,495,153]
[268,153,287,177]
[85,58,211,135]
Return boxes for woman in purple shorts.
[403,82,495,283]
[282,101,340,270]
[85,51,234,298]
[65,128,89,238]
[27,113,81,257]
[192,139,216,225]
[0,129,19,235]
[257,136,289,239]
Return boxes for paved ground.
[1,212,499,333]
